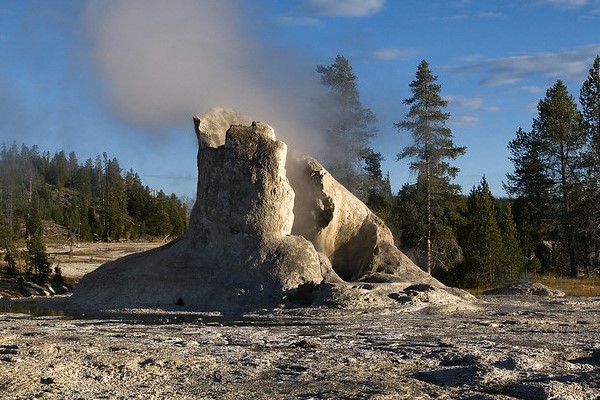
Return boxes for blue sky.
[1,0,600,198]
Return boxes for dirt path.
[1,295,599,399]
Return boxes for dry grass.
[534,275,600,297]
[465,287,487,296]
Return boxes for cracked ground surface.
[0,295,599,399]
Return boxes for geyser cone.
[70,108,472,311]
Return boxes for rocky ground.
[1,292,599,399]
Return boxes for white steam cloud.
[84,0,325,157]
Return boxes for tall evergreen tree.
[535,81,586,277]
[498,204,525,282]
[506,127,554,263]
[47,150,70,189]
[26,233,52,284]
[104,155,126,241]
[395,60,466,274]
[579,55,600,274]
[316,55,377,198]
[581,55,600,155]
[507,81,586,276]
[361,149,394,221]
[458,177,503,287]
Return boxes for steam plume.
[85,0,325,157]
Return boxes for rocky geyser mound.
[482,282,565,297]
[70,108,472,311]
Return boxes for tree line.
[316,54,600,288]
[0,143,188,282]
[506,56,600,278]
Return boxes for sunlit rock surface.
[288,153,435,284]
[70,108,472,311]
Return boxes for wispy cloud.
[371,47,419,61]
[445,96,500,127]
[533,0,589,7]
[447,96,484,109]
[452,115,479,127]
[449,0,473,8]
[430,0,504,23]
[476,11,503,17]
[430,13,468,22]
[275,16,321,26]
[300,0,385,17]
[449,45,600,87]
[485,105,501,112]
[518,85,545,94]
[458,55,484,63]
[446,95,500,112]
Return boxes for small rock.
[0,344,18,355]
[288,339,324,349]
[40,377,54,385]
[139,358,154,367]
[212,371,223,383]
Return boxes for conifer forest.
[317,54,600,288]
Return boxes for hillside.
[0,143,188,243]
[0,143,189,298]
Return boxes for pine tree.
[47,150,70,189]
[581,55,600,155]
[535,81,586,276]
[506,128,554,262]
[1,210,18,274]
[458,177,503,287]
[361,149,394,220]
[316,55,377,198]
[395,60,466,274]
[579,55,600,274]
[507,81,586,276]
[104,156,126,241]
[26,233,52,284]
[498,204,525,282]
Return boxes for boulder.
[70,108,471,311]
[482,282,565,297]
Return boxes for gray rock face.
[71,108,468,311]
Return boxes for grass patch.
[61,275,79,289]
[534,275,600,297]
